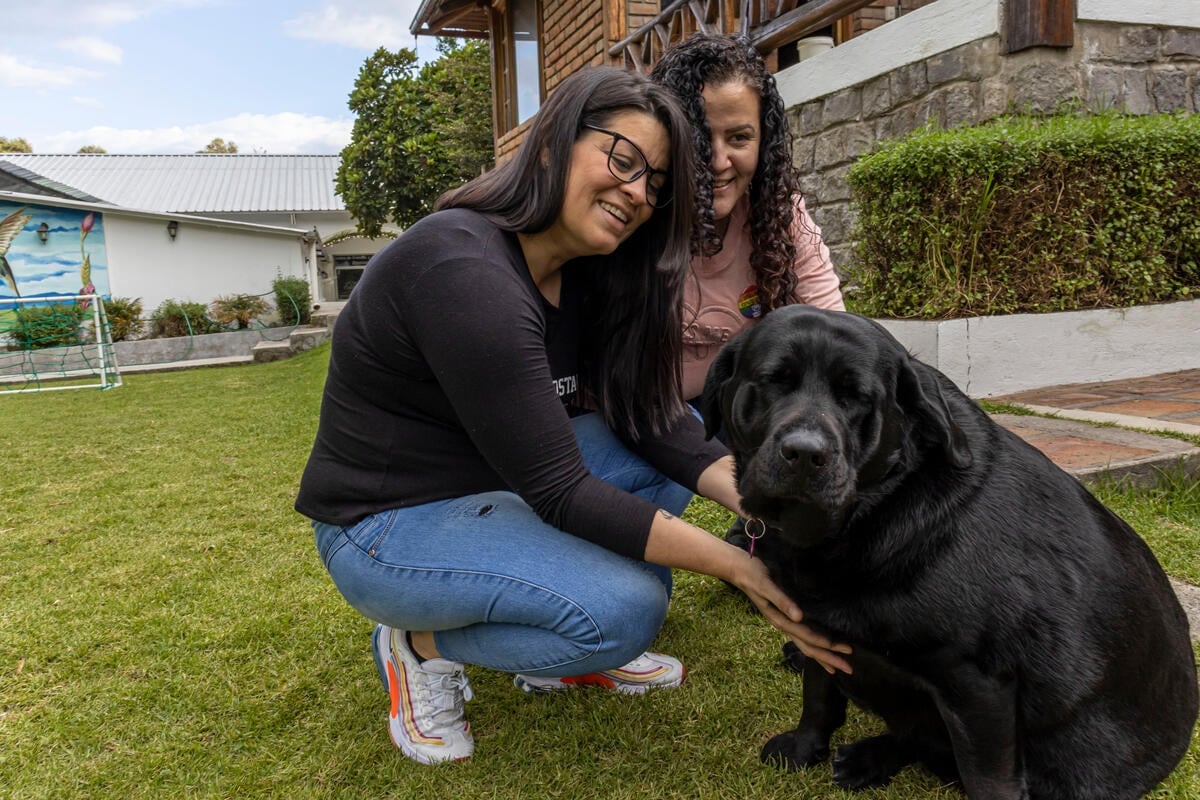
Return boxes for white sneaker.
[513,651,686,695]
[371,624,474,764]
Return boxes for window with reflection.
[493,0,542,133]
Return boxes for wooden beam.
[749,0,866,53]
[1004,0,1075,54]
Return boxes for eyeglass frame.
[581,123,673,209]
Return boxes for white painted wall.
[1078,0,1200,28]
[776,0,1200,108]
[103,215,308,312]
[877,299,1200,397]
[776,0,1000,106]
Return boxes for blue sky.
[1,0,441,155]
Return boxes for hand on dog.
[732,553,853,675]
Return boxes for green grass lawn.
[2,344,1197,799]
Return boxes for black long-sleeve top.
[295,209,728,560]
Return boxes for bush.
[273,276,311,326]
[10,303,84,350]
[846,111,1200,318]
[149,299,217,338]
[104,296,144,342]
[211,293,271,330]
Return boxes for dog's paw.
[780,641,807,673]
[760,730,831,771]
[831,735,907,790]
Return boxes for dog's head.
[701,306,971,547]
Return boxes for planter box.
[876,299,1200,398]
[114,328,291,366]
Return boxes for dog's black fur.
[701,306,1198,799]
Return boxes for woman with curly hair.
[651,33,844,406]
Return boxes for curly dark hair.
[650,33,802,311]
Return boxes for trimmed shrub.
[149,299,217,338]
[273,276,311,326]
[10,303,84,350]
[211,293,271,330]
[846,112,1200,319]
[105,296,145,342]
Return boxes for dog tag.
[744,518,767,557]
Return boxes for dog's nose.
[779,430,830,470]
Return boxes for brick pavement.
[989,369,1200,484]
[991,371,1200,641]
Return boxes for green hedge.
[845,112,1200,319]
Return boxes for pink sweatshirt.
[681,194,844,400]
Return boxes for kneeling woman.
[296,65,848,765]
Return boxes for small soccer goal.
[0,294,122,395]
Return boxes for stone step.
[310,311,339,330]
[251,340,294,363]
[289,325,329,353]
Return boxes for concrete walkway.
[991,370,1200,642]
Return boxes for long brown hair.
[438,66,696,440]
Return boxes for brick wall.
[792,21,1200,273]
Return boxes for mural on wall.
[0,202,110,306]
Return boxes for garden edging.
[876,298,1200,398]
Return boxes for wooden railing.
[609,0,877,73]
[610,0,1077,74]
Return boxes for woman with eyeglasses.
[296,65,849,765]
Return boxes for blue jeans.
[311,412,693,677]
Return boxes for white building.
[0,154,395,311]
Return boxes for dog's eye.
[767,363,798,387]
[836,374,868,404]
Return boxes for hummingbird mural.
[0,205,31,297]
[78,213,95,309]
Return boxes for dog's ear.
[700,338,742,440]
[897,356,973,469]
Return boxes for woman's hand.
[642,503,852,674]
[730,552,853,675]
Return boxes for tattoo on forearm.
[658,509,676,521]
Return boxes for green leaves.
[336,40,493,236]
[847,112,1200,319]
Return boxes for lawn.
[2,344,1197,799]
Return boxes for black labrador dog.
[701,305,1198,799]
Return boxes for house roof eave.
[410,0,491,38]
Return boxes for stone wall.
[792,21,1200,274]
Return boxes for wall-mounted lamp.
[166,219,179,241]
[37,222,49,244]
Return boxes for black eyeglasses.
[583,123,673,209]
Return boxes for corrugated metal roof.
[0,154,344,213]
[0,161,104,202]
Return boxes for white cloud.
[58,37,124,65]
[0,51,99,88]
[38,112,354,155]
[283,1,426,52]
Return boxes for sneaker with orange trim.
[371,624,474,764]
[512,651,686,695]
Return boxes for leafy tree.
[337,39,493,234]
[1,137,33,153]
[77,145,107,153]
[199,138,238,153]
